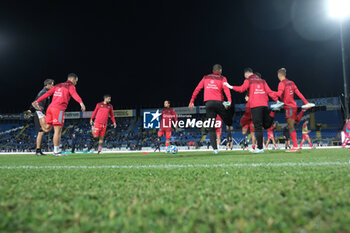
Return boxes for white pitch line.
[0,161,349,169]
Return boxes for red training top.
[91,102,116,124]
[233,74,277,108]
[190,71,231,104]
[160,107,177,129]
[36,80,83,111]
[276,79,308,109]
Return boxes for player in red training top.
[265,122,278,149]
[240,94,256,150]
[342,118,350,148]
[158,100,178,149]
[225,68,279,153]
[32,73,86,156]
[275,68,315,152]
[215,115,223,146]
[299,120,315,149]
[189,64,234,154]
[90,94,117,154]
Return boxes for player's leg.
[307,135,313,148]
[165,130,172,147]
[251,107,264,150]
[265,138,270,149]
[250,123,256,150]
[51,109,65,155]
[34,108,52,133]
[53,126,63,155]
[34,114,46,155]
[97,136,104,154]
[263,109,275,130]
[205,101,219,151]
[272,137,277,148]
[286,107,299,152]
[299,139,305,148]
[37,109,52,133]
[97,125,107,154]
[36,132,45,155]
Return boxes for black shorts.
[34,114,43,132]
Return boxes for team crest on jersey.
[143,109,161,129]
[210,80,214,84]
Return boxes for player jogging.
[342,118,350,148]
[274,68,315,152]
[90,94,117,154]
[299,120,314,149]
[189,64,234,154]
[28,79,55,156]
[32,73,86,156]
[225,68,281,153]
[265,122,278,149]
[158,100,177,149]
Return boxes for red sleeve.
[222,77,232,102]
[264,81,278,101]
[36,86,55,103]
[293,84,308,104]
[68,85,83,104]
[190,78,204,103]
[91,104,99,120]
[232,79,249,93]
[109,105,116,123]
[276,82,285,98]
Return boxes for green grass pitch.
[1,149,350,233]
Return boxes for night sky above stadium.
[0,0,349,113]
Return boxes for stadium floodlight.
[328,0,350,19]
[327,0,350,119]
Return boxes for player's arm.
[109,105,117,128]
[32,87,55,110]
[90,104,99,125]
[222,77,232,103]
[69,85,86,111]
[264,81,278,102]
[293,84,308,105]
[275,82,285,98]
[232,79,250,93]
[189,78,204,109]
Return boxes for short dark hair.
[244,68,253,73]
[104,94,111,99]
[44,79,54,86]
[254,72,261,78]
[213,64,222,72]
[67,73,78,79]
[278,68,287,76]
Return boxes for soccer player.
[158,100,177,148]
[275,68,314,152]
[189,64,234,154]
[225,68,280,153]
[90,94,117,154]
[299,120,314,149]
[342,118,350,148]
[32,73,86,156]
[226,134,233,150]
[30,79,55,156]
[265,122,278,149]
[240,94,256,150]
[216,115,223,146]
